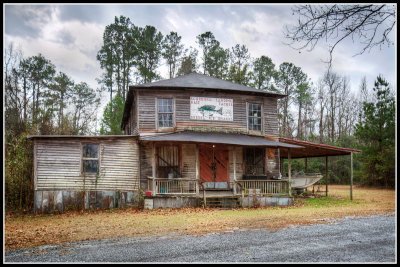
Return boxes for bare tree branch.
[283,4,396,70]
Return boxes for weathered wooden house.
[29,73,360,213]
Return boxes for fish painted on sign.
[198,105,223,115]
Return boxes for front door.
[199,144,229,189]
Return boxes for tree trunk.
[23,75,27,124]
[297,102,302,139]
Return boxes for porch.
[141,131,302,206]
[147,177,291,197]
[146,177,293,208]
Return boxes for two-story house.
[29,73,360,213]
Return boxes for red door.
[199,144,229,189]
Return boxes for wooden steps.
[201,196,241,209]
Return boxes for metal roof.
[278,137,362,158]
[140,131,303,148]
[131,73,286,97]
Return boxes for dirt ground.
[4,185,395,251]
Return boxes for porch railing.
[147,177,199,195]
[234,179,290,196]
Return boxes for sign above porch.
[190,96,233,121]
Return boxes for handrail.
[147,176,198,181]
[234,179,290,196]
[147,176,198,195]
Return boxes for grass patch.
[304,196,355,208]
[5,185,395,251]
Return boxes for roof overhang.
[140,131,303,148]
[279,137,362,158]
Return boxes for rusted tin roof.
[140,131,303,148]
[279,137,362,158]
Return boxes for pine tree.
[355,76,395,187]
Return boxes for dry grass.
[5,185,395,251]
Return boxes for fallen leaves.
[4,185,395,251]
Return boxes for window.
[158,98,173,128]
[248,103,262,131]
[82,144,99,174]
[244,147,264,175]
[157,145,180,178]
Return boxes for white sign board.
[190,96,233,121]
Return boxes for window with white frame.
[82,143,99,174]
[248,103,262,131]
[157,98,174,128]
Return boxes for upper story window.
[158,98,174,128]
[82,143,99,174]
[248,103,262,131]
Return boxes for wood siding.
[229,146,243,182]
[131,89,279,138]
[181,144,196,179]
[139,142,153,189]
[35,138,139,191]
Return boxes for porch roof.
[140,131,303,148]
[278,137,362,158]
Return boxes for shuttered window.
[157,145,180,178]
[82,144,99,174]
[158,98,173,128]
[244,147,265,175]
[248,103,262,131]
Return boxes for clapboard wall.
[34,137,139,191]
[129,89,279,139]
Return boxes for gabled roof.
[131,72,285,97]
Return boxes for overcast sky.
[4,3,396,109]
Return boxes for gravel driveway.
[5,212,396,263]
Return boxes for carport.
[278,137,362,200]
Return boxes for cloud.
[4,5,55,38]
[58,4,110,23]
[4,4,396,96]
[5,5,105,90]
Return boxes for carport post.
[350,152,353,201]
[325,156,328,197]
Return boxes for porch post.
[350,152,353,201]
[325,156,328,197]
[278,148,282,176]
[288,148,292,197]
[152,142,156,195]
[195,144,200,195]
[233,146,237,195]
